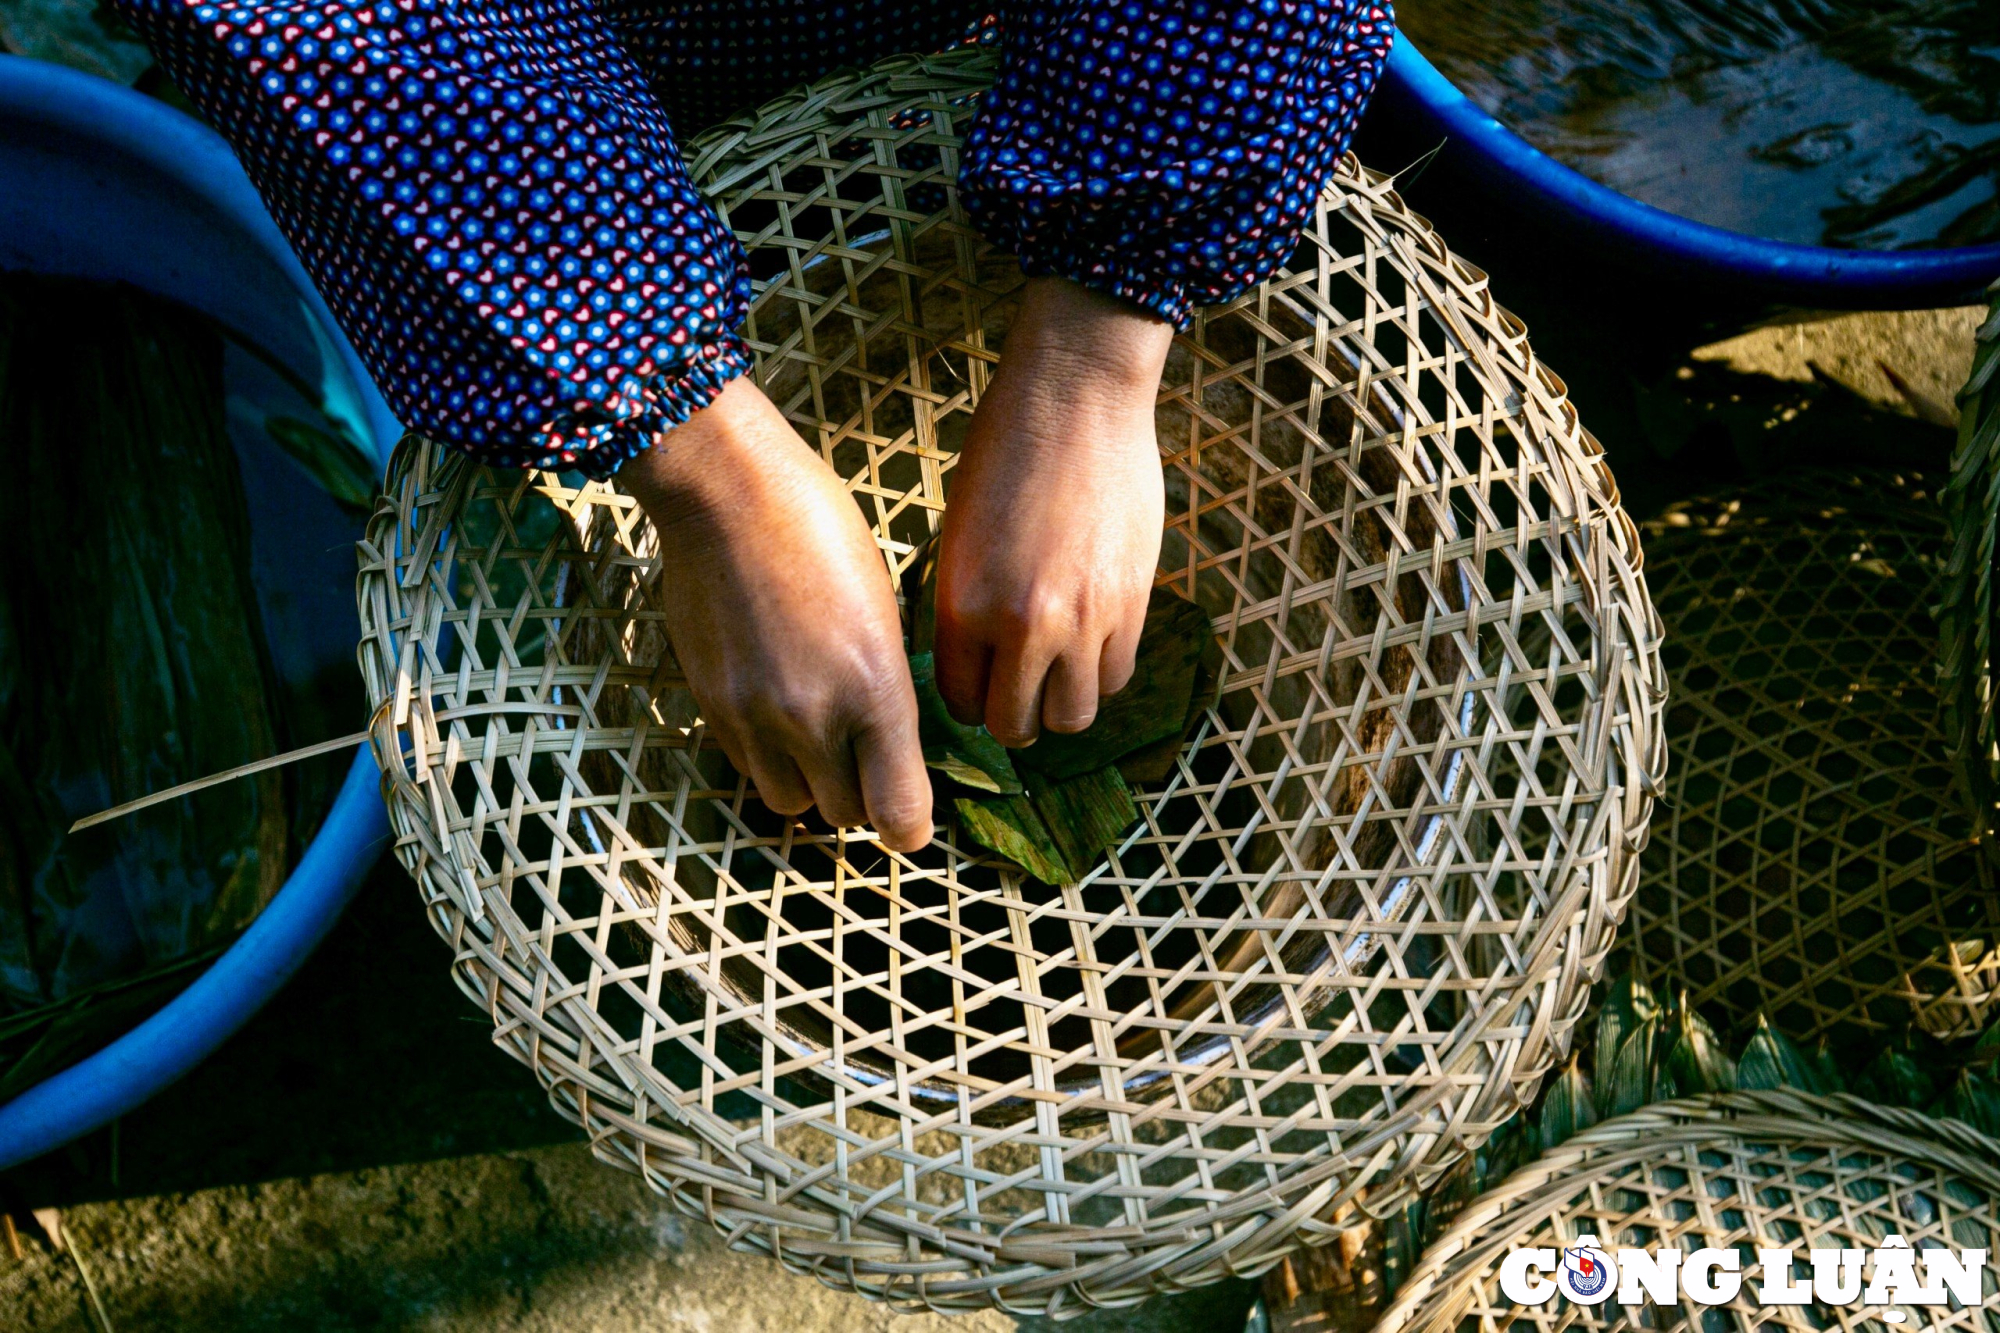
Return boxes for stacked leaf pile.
[0,275,295,1100]
[903,541,1221,886]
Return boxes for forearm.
[999,278,1175,397]
[964,0,1395,326]
[111,0,754,477]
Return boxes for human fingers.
[851,693,933,852]
[1096,593,1145,699]
[1040,648,1101,735]
[932,620,993,728]
[742,740,814,818]
[983,631,1057,748]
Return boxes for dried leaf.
[1539,1056,1598,1149]
[910,652,1021,795]
[1735,1013,1830,1094]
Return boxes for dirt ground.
[1,301,1986,1333]
[0,1144,1253,1332]
[1693,304,1984,425]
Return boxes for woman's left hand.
[933,277,1174,746]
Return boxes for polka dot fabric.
[114,0,1394,478]
[968,0,1393,329]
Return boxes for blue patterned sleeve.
[112,0,754,478]
[962,0,1395,329]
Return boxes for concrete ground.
[0,295,1985,1331]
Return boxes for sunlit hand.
[933,276,1174,745]
[619,378,933,851]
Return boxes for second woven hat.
[1628,472,2000,1042]
[1375,1090,2000,1333]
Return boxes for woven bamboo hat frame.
[1373,1089,2000,1333]
[1628,473,2000,1045]
[355,48,1665,1315]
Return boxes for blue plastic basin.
[1362,40,2000,321]
[0,55,401,1171]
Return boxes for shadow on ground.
[5,860,584,1210]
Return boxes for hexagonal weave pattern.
[1629,472,2000,1044]
[1374,1091,2000,1333]
[354,49,1664,1316]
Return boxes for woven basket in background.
[1629,472,2000,1043]
[354,48,1664,1316]
[1373,1090,2000,1333]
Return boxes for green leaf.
[1594,973,1661,1087]
[0,940,229,1102]
[900,543,1221,787]
[1539,1056,1599,1149]
[1474,1112,1541,1194]
[1857,1043,1937,1109]
[1017,590,1212,781]
[953,793,1071,886]
[1594,972,1662,1118]
[1117,628,1225,785]
[1598,1011,1660,1118]
[1932,1068,2000,1137]
[1661,996,1736,1096]
[954,766,1139,886]
[0,276,288,1014]
[1420,1155,1479,1250]
[1970,1017,2000,1068]
[910,653,1022,795]
[1384,1199,1426,1299]
[262,413,376,513]
[1736,1013,1832,1094]
[1030,765,1137,875]
[1810,1037,1847,1094]
[903,537,941,657]
[1937,278,2000,849]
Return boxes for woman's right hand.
[618,378,933,853]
